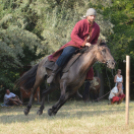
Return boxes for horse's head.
[96,40,115,69]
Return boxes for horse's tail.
[16,64,39,90]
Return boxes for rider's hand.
[85,42,91,47]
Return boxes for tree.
[0,0,119,100]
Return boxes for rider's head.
[85,8,96,24]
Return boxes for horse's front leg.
[48,81,77,116]
[48,89,76,116]
[48,81,66,116]
[48,92,69,116]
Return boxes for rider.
[47,8,100,84]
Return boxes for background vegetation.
[0,0,134,101]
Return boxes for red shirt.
[68,18,100,48]
[48,19,100,62]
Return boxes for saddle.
[44,52,81,73]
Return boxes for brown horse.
[16,41,115,116]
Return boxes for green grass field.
[0,101,134,134]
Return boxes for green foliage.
[0,0,134,100]
[102,0,134,98]
[103,0,134,61]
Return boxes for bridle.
[98,45,115,68]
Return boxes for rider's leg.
[47,46,77,84]
[56,46,77,67]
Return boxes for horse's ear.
[102,40,106,43]
[97,39,106,46]
[97,39,102,45]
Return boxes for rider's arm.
[92,30,100,44]
[71,21,86,47]
[90,23,100,45]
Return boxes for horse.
[16,41,115,116]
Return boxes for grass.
[0,101,134,134]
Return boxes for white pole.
[126,55,130,125]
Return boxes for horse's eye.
[102,49,106,53]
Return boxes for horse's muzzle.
[106,60,115,69]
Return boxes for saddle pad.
[44,53,81,73]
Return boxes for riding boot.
[47,63,61,84]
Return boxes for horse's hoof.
[48,109,57,116]
[37,110,43,115]
[48,108,53,116]
[24,108,29,115]
[53,111,57,116]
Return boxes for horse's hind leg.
[24,79,42,115]
[37,83,58,115]
[24,69,46,115]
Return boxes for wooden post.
[126,55,130,125]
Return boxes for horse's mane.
[79,46,94,53]
[79,42,107,54]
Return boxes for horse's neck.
[79,48,96,73]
